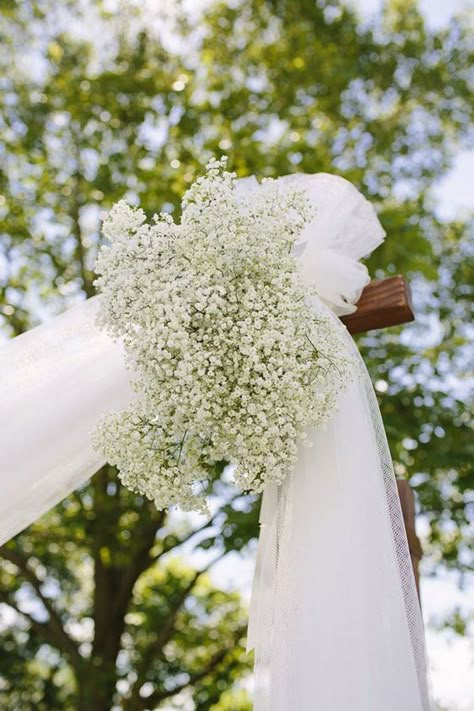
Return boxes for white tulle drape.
[0,297,133,544]
[236,173,385,316]
[0,172,431,710]
[247,326,431,711]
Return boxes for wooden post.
[396,480,423,602]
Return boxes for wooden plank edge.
[341,275,415,335]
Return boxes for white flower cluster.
[93,157,354,512]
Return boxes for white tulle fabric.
[236,173,384,316]
[0,173,430,709]
[0,297,133,544]
[247,331,431,711]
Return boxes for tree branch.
[124,552,226,710]
[0,587,82,671]
[0,546,82,666]
[135,627,245,710]
[112,509,167,621]
[91,475,164,667]
[70,136,95,298]
[149,495,239,566]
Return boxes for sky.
[348,0,472,27]
[348,0,474,223]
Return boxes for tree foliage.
[0,0,473,707]
[0,466,255,710]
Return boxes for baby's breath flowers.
[93,157,354,513]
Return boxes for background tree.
[0,466,255,711]
[0,0,472,708]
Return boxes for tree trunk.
[77,660,118,711]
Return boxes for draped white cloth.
[247,331,432,711]
[0,297,133,542]
[0,172,431,710]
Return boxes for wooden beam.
[341,275,415,335]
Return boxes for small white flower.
[92,157,355,513]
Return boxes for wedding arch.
[0,169,430,710]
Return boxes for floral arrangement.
[93,158,353,512]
